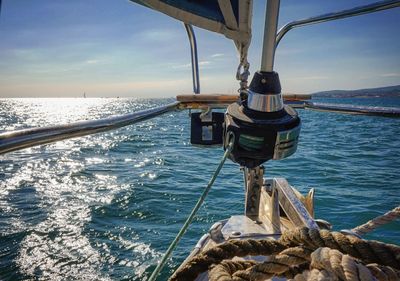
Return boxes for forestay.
[129,0,253,67]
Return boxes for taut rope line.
[148,142,234,281]
[351,205,400,236]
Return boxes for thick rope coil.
[217,263,307,281]
[309,247,375,281]
[209,247,311,281]
[209,260,257,281]
[280,227,400,269]
[366,263,400,281]
[351,206,400,236]
[290,268,338,281]
[290,247,400,281]
[210,247,400,281]
[169,239,286,281]
[170,227,400,281]
[234,247,312,281]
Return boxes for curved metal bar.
[276,0,400,47]
[0,102,180,155]
[305,102,400,117]
[184,23,200,94]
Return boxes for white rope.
[351,205,400,236]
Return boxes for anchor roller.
[223,71,301,168]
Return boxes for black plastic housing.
[249,71,281,95]
[190,112,224,146]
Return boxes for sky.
[0,0,399,98]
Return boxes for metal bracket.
[274,178,319,229]
[260,178,318,231]
[244,166,264,220]
[270,183,281,233]
[241,166,318,233]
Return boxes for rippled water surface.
[1,97,399,280]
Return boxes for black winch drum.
[223,71,301,168]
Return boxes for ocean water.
[0,97,399,280]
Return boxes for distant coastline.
[311,85,400,98]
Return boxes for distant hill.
[312,85,400,98]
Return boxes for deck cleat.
[223,71,301,168]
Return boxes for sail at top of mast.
[129,0,253,66]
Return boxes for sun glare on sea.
[12,98,113,127]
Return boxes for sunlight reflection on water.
[0,98,165,280]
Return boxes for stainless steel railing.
[0,102,179,155]
[184,24,200,94]
[276,0,400,47]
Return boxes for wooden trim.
[177,94,311,104]
[177,94,239,104]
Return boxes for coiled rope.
[148,142,234,281]
[170,227,400,281]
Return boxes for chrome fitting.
[247,91,283,112]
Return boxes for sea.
[0,97,399,280]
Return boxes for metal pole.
[0,102,179,155]
[260,0,280,72]
[184,24,200,94]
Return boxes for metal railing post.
[184,24,200,94]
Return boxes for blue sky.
[0,0,399,97]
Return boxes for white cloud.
[211,53,224,58]
[140,29,178,42]
[199,61,211,66]
[294,76,329,80]
[170,61,211,69]
[86,60,99,64]
[171,63,191,69]
[380,73,400,77]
